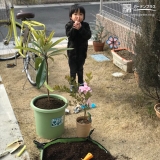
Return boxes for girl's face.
[70,9,84,22]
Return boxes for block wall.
[96,14,136,52]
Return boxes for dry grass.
[0,45,160,160]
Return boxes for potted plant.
[54,72,93,137]
[90,15,109,51]
[15,30,73,139]
[154,103,160,118]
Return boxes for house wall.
[96,14,136,51]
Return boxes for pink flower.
[106,36,120,49]
[79,82,92,94]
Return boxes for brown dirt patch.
[42,140,116,160]
[34,97,65,109]
[116,49,135,61]
[0,45,160,160]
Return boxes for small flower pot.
[76,116,92,137]
[93,41,105,52]
[154,103,160,118]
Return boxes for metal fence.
[99,0,141,31]
[0,0,10,24]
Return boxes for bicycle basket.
[0,0,10,24]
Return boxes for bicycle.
[0,0,46,86]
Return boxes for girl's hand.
[73,21,81,30]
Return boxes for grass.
[0,45,159,160]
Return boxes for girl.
[65,4,91,90]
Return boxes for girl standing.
[65,4,91,90]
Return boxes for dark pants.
[68,58,85,84]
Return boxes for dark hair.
[69,4,85,20]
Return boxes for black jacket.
[65,20,91,60]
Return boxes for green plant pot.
[30,94,68,139]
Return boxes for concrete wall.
[41,0,98,3]
[15,0,99,4]
[97,14,136,51]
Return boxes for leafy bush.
[134,0,160,102]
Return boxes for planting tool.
[17,145,26,157]
[81,152,93,160]
[0,140,23,158]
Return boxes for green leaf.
[48,56,54,63]
[36,59,47,89]
[15,45,39,54]
[35,57,42,70]
[50,37,67,48]
[32,30,39,40]
[48,31,55,42]
[44,42,53,53]
[44,81,54,92]
[48,48,73,57]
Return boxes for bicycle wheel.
[23,33,37,86]
[0,23,21,61]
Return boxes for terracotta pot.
[154,103,160,118]
[76,116,91,137]
[93,41,105,52]
[111,48,133,73]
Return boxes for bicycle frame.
[18,19,46,57]
[0,0,48,86]
[10,6,21,49]
[2,0,46,57]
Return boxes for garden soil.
[0,45,160,160]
